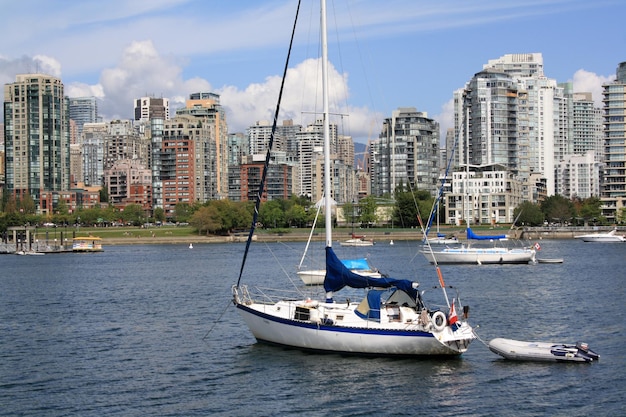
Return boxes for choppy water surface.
[1,239,624,416]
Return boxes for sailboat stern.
[433,320,476,354]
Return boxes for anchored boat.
[488,338,599,363]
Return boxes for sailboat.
[423,211,459,245]
[421,96,536,265]
[231,0,475,356]
[297,202,382,285]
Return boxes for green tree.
[18,194,37,214]
[359,196,378,227]
[513,201,544,226]
[617,207,626,225]
[342,201,357,225]
[540,195,575,225]
[577,197,602,225]
[285,204,307,228]
[120,204,145,226]
[191,205,222,235]
[259,200,285,229]
[392,189,433,228]
[174,202,192,223]
[153,207,165,223]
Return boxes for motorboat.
[340,233,374,247]
[574,228,625,242]
[488,338,599,363]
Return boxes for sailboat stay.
[231,0,475,356]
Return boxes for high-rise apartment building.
[68,96,98,138]
[371,107,439,197]
[455,53,565,202]
[601,61,626,222]
[105,158,152,213]
[105,120,149,170]
[134,96,170,122]
[152,93,229,217]
[571,92,604,161]
[176,93,229,201]
[478,53,568,201]
[82,122,108,187]
[3,74,70,213]
[556,152,600,199]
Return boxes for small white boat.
[488,338,599,363]
[189,243,194,249]
[574,228,625,242]
[340,233,374,247]
[424,236,460,245]
[537,258,564,264]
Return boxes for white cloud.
[571,69,615,107]
[0,55,62,85]
[435,98,456,147]
[65,82,105,99]
[217,57,380,140]
[86,40,211,120]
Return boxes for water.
[1,239,624,416]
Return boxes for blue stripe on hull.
[236,303,434,338]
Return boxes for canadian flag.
[448,298,458,326]
[534,242,541,251]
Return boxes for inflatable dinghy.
[488,338,599,363]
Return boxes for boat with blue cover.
[231,0,475,357]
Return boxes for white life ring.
[431,311,447,332]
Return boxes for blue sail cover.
[341,258,370,270]
[466,227,506,241]
[323,247,418,299]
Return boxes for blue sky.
[1,0,624,144]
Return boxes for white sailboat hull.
[339,239,374,247]
[234,297,474,356]
[424,237,460,245]
[422,247,535,264]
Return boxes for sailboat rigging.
[232,0,475,356]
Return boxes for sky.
[1,0,625,144]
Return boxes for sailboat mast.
[465,103,470,228]
[321,0,332,247]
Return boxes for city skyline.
[1,0,624,143]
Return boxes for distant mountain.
[354,142,367,168]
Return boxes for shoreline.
[97,226,602,246]
[100,230,423,246]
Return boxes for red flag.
[534,242,541,251]
[448,299,458,325]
